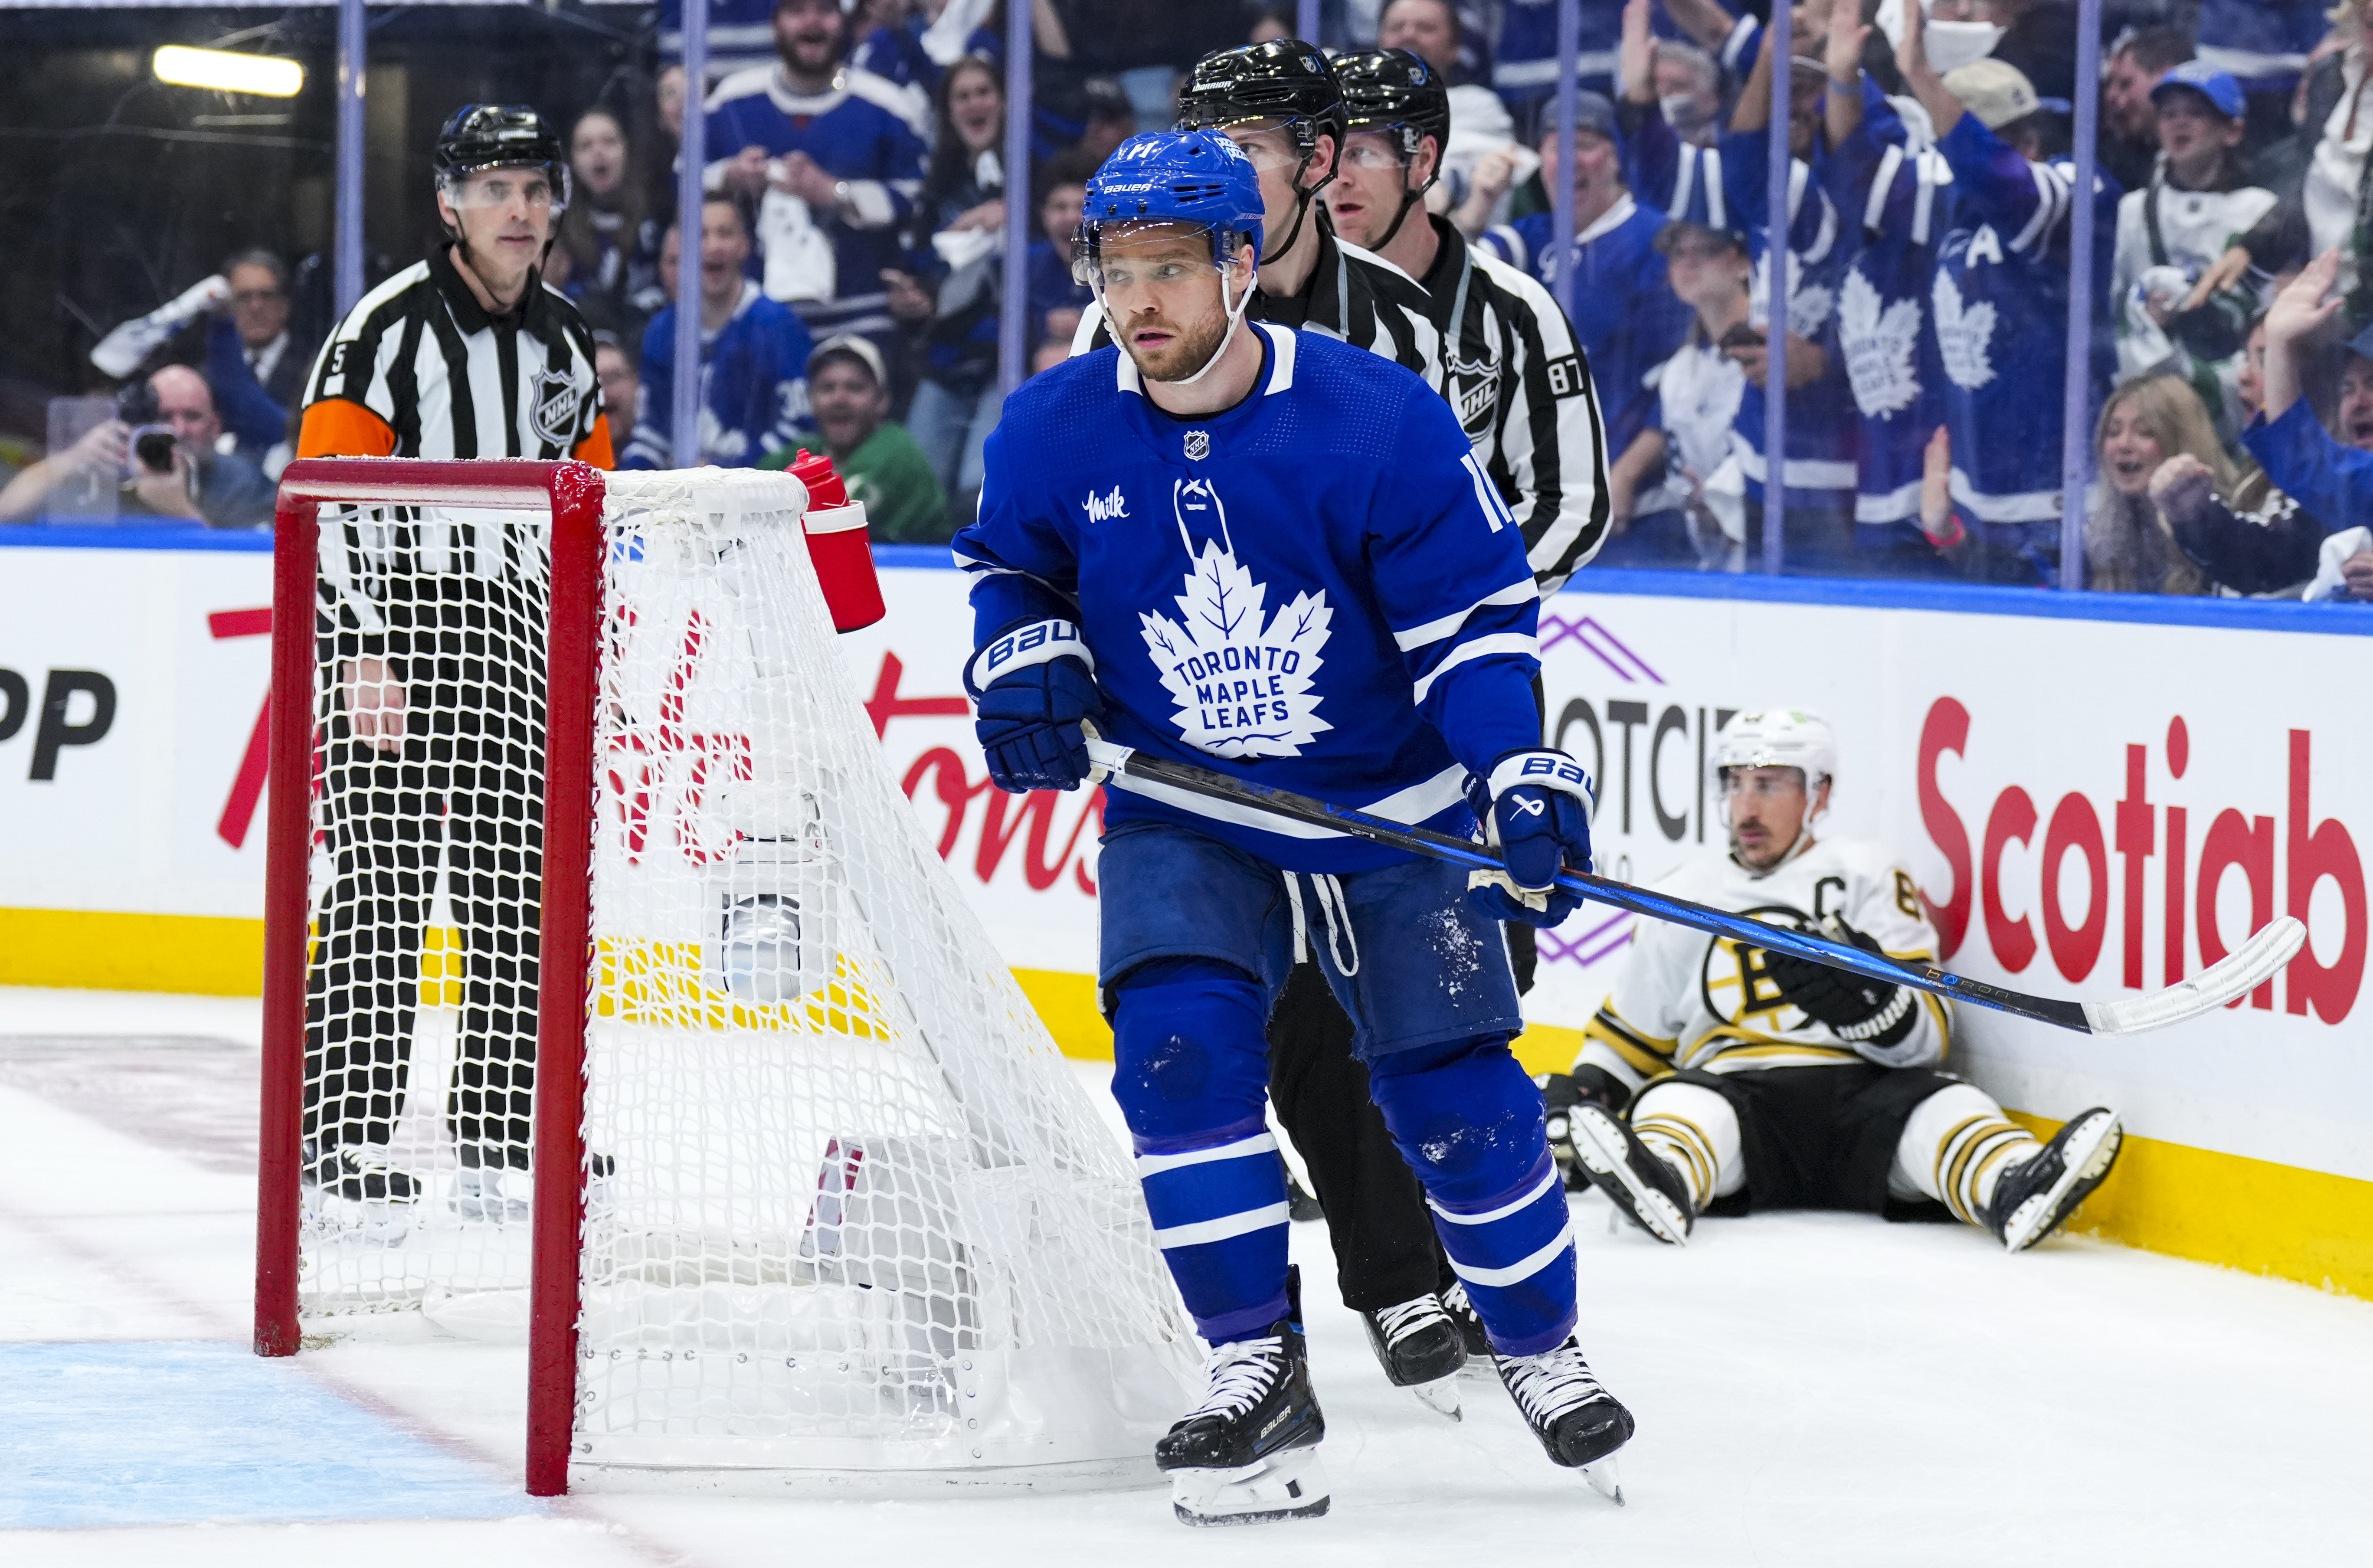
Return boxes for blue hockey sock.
[1110,959,1290,1343]
[1367,1035,1578,1357]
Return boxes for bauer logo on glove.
[1465,748,1595,929]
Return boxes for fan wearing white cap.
[1889,0,2124,581]
[1538,707,2126,1257]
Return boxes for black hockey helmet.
[1174,40,1345,265]
[435,104,566,178]
[1334,47,1451,169]
[1175,40,1348,162]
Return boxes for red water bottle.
[786,449,885,632]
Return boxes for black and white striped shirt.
[1397,216,1610,594]
[299,245,609,464]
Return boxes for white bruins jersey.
[1580,835,1952,1093]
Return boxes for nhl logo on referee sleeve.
[530,369,578,446]
[1183,429,1210,460]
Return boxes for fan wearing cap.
[2109,62,2276,411]
[1896,1,2121,582]
[956,128,1634,1522]
[1541,708,2125,1257]
[1475,92,1694,546]
[759,333,947,542]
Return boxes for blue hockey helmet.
[1078,131,1265,273]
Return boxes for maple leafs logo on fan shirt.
[1933,270,1998,390]
[1838,270,1923,419]
[1752,250,1836,340]
[1138,477,1333,759]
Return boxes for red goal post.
[253,458,1191,1499]
[254,458,606,1493]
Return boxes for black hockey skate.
[1566,1102,1693,1245]
[306,1144,421,1203]
[1440,1280,1490,1358]
[1359,1293,1467,1420]
[1986,1106,2122,1254]
[1157,1280,1329,1526]
[1494,1336,1635,1503]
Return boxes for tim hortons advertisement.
[3,545,2367,1182]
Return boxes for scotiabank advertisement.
[2,542,2367,1185]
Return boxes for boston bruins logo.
[1699,903,1819,1027]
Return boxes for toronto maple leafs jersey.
[956,324,1544,874]
[1726,143,1858,512]
[1823,80,1957,525]
[1479,195,1694,464]
[1578,835,1953,1097]
[1930,113,2121,526]
[701,64,930,342]
[621,282,813,469]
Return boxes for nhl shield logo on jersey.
[530,369,579,446]
[1443,348,1499,439]
[1138,476,1332,759]
[1183,429,1210,460]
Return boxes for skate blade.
[1571,1108,1689,1246]
[1581,1455,1625,1506]
[1408,1373,1462,1421]
[2006,1112,2123,1253]
[1169,1447,1331,1527]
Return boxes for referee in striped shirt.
[296,105,610,1209]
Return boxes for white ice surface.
[4,989,2370,1565]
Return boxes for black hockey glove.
[1757,918,1919,1048]
[967,619,1100,794]
[1465,749,1594,929]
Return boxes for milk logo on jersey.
[1084,484,1129,523]
[1444,346,1501,438]
[530,368,579,445]
[1138,476,1333,759]
[1838,270,1922,419]
[1932,268,1998,390]
[1183,429,1210,460]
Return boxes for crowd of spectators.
[9,0,2372,600]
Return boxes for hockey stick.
[1081,737,2305,1038]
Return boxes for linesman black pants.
[303,578,547,1175]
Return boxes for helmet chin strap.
[1368,138,1439,253]
[1162,263,1257,389]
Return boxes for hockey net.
[256,460,1192,1493]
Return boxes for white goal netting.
[297,468,1192,1479]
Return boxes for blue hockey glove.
[966,619,1100,793]
[1465,748,1595,928]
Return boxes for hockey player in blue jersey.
[954,130,1633,1525]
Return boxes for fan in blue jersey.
[1477,92,1694,517]
[954,129,1633,1525]
[1818,16,1960,573]
[1719,27,1860,572]
[704,0,930,346]
[1895,8,2119,585]
[622,195,813,468]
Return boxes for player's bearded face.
[1096,228,1251,383]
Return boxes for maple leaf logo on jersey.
[1752,252,1836,339]
[1932,270,1997,390]
[1838,270,1923,419]
[1138,477,1333,759]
